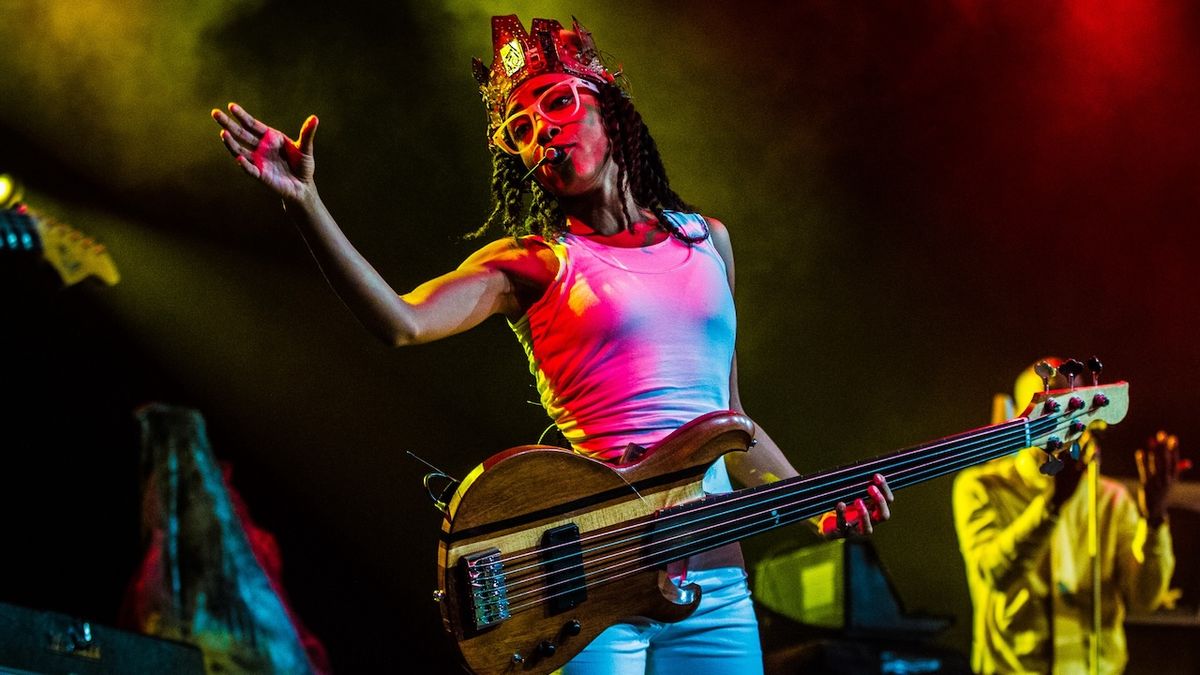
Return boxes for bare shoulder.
[460,236,558,288]
[702,215,732,253]
[702,215,735,280]
[703,215,730,238]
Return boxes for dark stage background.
[2,1,1198,672]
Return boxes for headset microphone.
[520,147,572,182]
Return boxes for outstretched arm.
[211,104,543,345]
[706,216,892,538]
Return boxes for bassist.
[211,14,892,674]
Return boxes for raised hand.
[1137,430,1186,528]
[820,473,894,539]
[211,103,319,203]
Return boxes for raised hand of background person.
[212,103,319,204]
[1137,430,1186,528]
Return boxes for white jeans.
[558,566,763,675]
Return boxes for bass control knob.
[538,640,557,657]
[564,619,582,636]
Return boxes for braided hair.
[470,83,706,243]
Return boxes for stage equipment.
[0,601,204,674]
[754,538,969,674]
[0,173,23,209]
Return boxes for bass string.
[490,417,1034,578]
[493,416,1067,612]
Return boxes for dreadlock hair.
[470,82,706,244]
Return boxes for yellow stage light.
[0,173,24,209]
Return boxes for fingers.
[298,115,319,155]
[873,473,895,504]
[857,474,894,532]
[823,500,872,538]
[212,105,258,143]
[214,126,260,179]
[235,154,261,180]
[212,108,259,149]
[218,126,249,159]
[1146,431,1185,482]
[1161,431,1182,479]
[226,102,267,136]
[212,105,259,175]
[869,473,894,523]
[1147,429,1166,482]
[818,475,895,540]
[820,502,853,539]
[868,483,891,523]
[853,498,873,535]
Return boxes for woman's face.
[501,73,612,197]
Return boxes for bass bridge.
[456,523,588,633]
[459,548,510,631]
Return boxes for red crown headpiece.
[472,15,616,140]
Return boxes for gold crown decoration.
[472,15,616,141]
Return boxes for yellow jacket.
[953,447,1174,674]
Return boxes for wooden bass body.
[436,411,755,675]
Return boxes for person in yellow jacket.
[953,358,1181,674]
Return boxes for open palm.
[212,103,318,203]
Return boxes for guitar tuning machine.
[1034,361,1057,393]
[1039,436,1065,475]
[1087,356,1103,386]
[1059,359,1084,390]
[1040,454,1065,476]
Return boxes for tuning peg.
[1060,359,1084,390]
[1040,454,1065,476]
[1087,356,1103,385]
[1034,361,1057,393]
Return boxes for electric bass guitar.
[436,378,1128,674]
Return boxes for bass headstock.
[1,206,120,287]
[1018,357,1129,474]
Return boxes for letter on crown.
[472,15,615,143]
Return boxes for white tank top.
[509,211,737,487]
